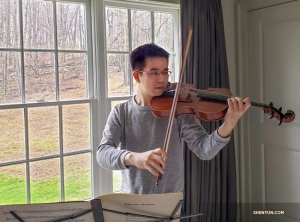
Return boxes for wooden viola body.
[150,83,295,125]
[150,87,231,121]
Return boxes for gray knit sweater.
[97,97,230,194]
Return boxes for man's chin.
[152,91,164,97]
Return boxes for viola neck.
[196,91,269,108]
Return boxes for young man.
[97,43,251,194]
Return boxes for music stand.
[10,199,203,222]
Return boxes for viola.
[150,82,295,125]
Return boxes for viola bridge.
[164,88,193,102]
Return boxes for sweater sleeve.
[96,106,130,170]
[177,114,231,160]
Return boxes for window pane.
[106,7,128,51]
[0,51,22,104]
[22,0,54,49]
[0,109,25,163]
[0,164,26,205]
[0,0,20,48]
[113,170,121,193]
[25,52,56,102]
[107,54,130,97]
[154,12,174,52]
[30,158,60,203]
[28,106,59,158]
[64,153,91,201]
[169,54,175,82]
[62,104,90,153]
[57,2,86,50]
[131,10,152,49]
[59,53,87,100]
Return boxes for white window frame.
[0,0,96,203]
[91,0,180,196]
[0,0,180,202]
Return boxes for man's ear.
[133,71,140,83]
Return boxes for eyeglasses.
[138,70,172,77]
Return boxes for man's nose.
[157,72,165,81]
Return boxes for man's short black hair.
[130,43,169,71]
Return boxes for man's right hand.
[124,148,167,176]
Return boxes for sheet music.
[0,202,94,222]
[96,192,183,222]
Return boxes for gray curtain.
[180,0,237,221]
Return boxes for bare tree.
[73,5,79,77]
[14,0,21,94]
[3,0,10,95]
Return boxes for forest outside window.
[0,0,93,204]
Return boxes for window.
[0,0,180,204]
[102,1,180,192]
[0,0,94,204]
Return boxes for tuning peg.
[269,114,274,119]
[278,118,282,125]
[269,102,273,107]
[279,107,282,112]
